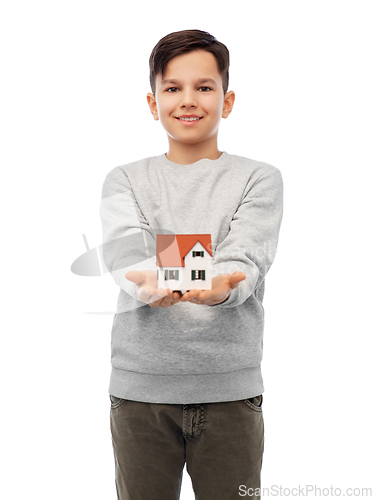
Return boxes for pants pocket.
[243,394,263,412]
[109,394,126,410]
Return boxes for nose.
[179,88,198,108]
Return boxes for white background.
[1,1,372,498]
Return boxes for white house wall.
[158,241,212,291]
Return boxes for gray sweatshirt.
[100,151,283,404]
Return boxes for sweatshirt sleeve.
[99,167,158,299]
[208,166,284,308]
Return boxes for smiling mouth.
[175,117,203,121]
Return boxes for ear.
[147,93,159,120]
[222,90,235,119]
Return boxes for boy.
[100,29,283,500]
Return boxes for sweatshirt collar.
[157,151,232,169]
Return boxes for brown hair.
[149,29,230,96]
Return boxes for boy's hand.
[125,270,182,308]
[179,272,246,306]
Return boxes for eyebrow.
[161,78,217,86]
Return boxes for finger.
[142,284,167,298]
[147,293,167,305]
[179,292,189,301]
[148,293,167,306]
[155,287,169,299]
[191,297,204,305]
[161,291,174,308]
[149,289,174,308]
[181,289,200,301]
[171,292,182,304]
[136,286,153,303]
[136,283,164,303]
[198,290,214,300]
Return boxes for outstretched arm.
[100,167,158,300]
[199,166,283,308]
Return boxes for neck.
[165,141,222,165]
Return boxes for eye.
[165,86,212,93]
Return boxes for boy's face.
[147,49,234,150]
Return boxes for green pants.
[109,394,264,499]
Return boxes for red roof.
[156,234,212,267]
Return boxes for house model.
[156,234,213,291]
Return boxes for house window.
[165,270,179,280]
[191,270,206,280]
[192,251,204,257]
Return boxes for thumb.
[229,271,246,288]
[125,270,146,284]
